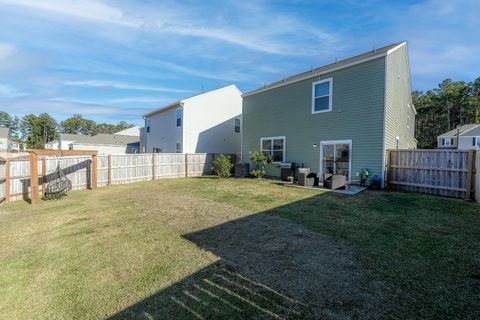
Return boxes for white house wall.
[70,143,130,154]
[182,85,242,153]
[144,106,183,153]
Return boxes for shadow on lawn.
[109,192,390,320]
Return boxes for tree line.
[0,112,135,149]
[414,77,480,148]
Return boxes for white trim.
[243,53,387,97]
[260,136,286,163]
[234,117,241,133]
[311,78,333,114]
[381,50,388,187]
[386,41,407,55]
[319,140,352,183]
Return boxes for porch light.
[313,142,318,148]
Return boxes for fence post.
[92,154,97,189]
[42,158,47,195]
[185,153,188,177]
[30,153,39,204]
[386,150,392,189]
[108,155,112,186]
[475,151,479,202]
[466,150,474,200]
[5,159,10,203]
[152,151,156,180]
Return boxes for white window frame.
[176,107,182,127]
[474,137,480,147]
[260,136,286,163]
[311,78,333,114]
[319,139,352,183]
[442,138,453,146]
[234,117,241,133]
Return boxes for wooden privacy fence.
[387,149,477,199]
[0,153,231,204]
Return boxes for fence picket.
[388,149,477,199]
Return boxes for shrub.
[249,151,271,178]
[212,154,233,178]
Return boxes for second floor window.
[234,117,241,133]
[176,108,182,127]
[146,126,150,133]
[312,78,333,114]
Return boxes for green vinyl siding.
[384,44,416,151]
[242,57,386,184]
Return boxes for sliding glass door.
[320,140,352,181]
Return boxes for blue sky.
[0,0,478,126]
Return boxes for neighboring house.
[242,41,416,186]
[139,127,145,153]
[0,127,9,152]
[115,126,141,137]
[143,85,242,154]
[46,133,140,154]
[438,124,480,150]
[9,139,20,152]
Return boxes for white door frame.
[319,140,352,182]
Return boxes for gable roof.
[438,124,480,138]
[143,84,241,118]
[243,42,406,97]
[69,134,139,146]
[0,127,9,139]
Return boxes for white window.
[176,142,182,153]
[176,108,182,127]
[146,126,150,133]
[442,138,453,146]
[312,78,333,114]
[260,136,285,163]
[234,117,241,133]
[472,137,480,147]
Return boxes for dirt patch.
[184,214,392,319]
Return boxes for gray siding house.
[242,42,416,186]
[438,124,480,150]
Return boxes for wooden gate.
[387,149,476,199]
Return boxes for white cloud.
[0,43,16,61]
[0,84,27,98]
[64,80,195,94]
[0,0,337,56]
[0,0,141,27]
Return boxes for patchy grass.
[0,177,479,319]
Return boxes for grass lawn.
[0,177,479,319]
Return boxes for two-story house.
[143,85,242,154]
[242,42,416,186]
[438,124,480,150]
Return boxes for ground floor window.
[472,137,480,147]
[176,142,182,153]
[442,138,453,146]
[260,136,285,162]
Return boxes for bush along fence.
[387,149,478,200]
[0,153,235,204]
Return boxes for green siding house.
[242,42,417,186]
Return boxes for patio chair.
[324,174,347,190]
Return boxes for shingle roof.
[244,42,404,97]
[438,124,480,138]
[0,127,9,139]
[68,134,139,146]
[56,133,139,145]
